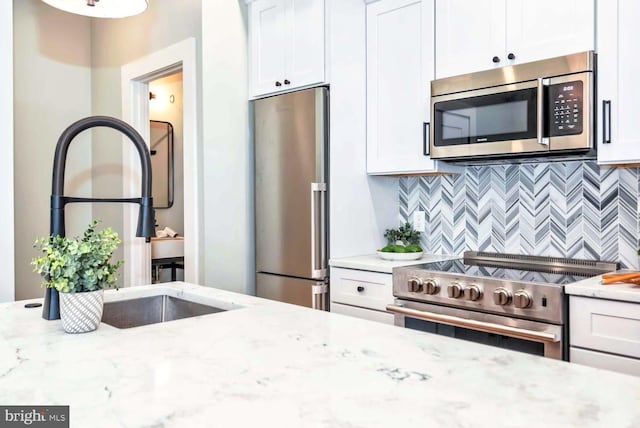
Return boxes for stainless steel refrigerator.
[254,87,328,310]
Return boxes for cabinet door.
[570,296,640,359]
[250,0,287,97]
[571,347,640,377]
[330,267,393,311]
[597,0,640,164]
[331,302,395,325]
[506,0,594,65]
[285,0,325,89]
[435,0,506,78]
[367,0,454,174]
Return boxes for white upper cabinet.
[506,0,594,65]
[249,0,325,98]
[435,0,595,79]
[597,0,640,164]
[249,0,287,97]
[366,0,458,174]
[286,0,325,89]
[435,0,506,79]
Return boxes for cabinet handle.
[492,56,501,63]
[275,81,282,87]
[284,79,291,85]
[603,100,612,144]
[507,52,516,60]
[423,122,430,156]
[357,286,365,292]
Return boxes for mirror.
[150,120,174,209]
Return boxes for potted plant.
[32,221,123,333]
[377,222,423,260]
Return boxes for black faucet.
[43,116,155,320]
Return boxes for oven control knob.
[464,284,483,301]
[513,290,532,308]
[408,278,424,293]
[493,288,512,305]
[424,279,440,295]
[447,282,463,299]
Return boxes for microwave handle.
[537,78,549,146]
[602,100,612,144]
[423,122,430,156]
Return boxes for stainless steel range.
[388,252,617,360]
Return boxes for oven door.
[387,300,563,360]
[430,80,547,159]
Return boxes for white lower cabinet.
[331,302,395,325]
[330,267,395,324]
[570,296,640,376]
[570,347,640,377]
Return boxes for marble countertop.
[329,253,459,273]
[2,283,640,427]
[565,273,640,303]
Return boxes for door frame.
[121,37,200,286]
[1,1,15,302]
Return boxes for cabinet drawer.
[571,347,640,377]
[331,302,395,325]
[570,296,640,358]
[330,267,393,311]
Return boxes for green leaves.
[32,220,124,293]
[383,222,421,246]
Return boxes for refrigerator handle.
[311,283,328,311]
[311,182,327,279]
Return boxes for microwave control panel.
[550,80,583,136]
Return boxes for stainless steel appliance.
[254,87,329,310]
[388,252,617,360]
[430,51,595,161]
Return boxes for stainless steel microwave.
[430,51,595,161]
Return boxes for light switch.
[413,211,425,233]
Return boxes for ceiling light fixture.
[41,0,149,18]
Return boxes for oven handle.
[386,304,559,344]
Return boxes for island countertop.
[1,283,639,428]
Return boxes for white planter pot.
[59,289,105,334]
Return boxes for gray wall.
[90,0,201,270]
[13,0,201,299]
[201,1,253,294]
[13,0,93,300]
[0,1,15,302]
[328,0,400,259]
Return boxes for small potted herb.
[32,221,123,333]
[377,222,423,260]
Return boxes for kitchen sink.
[102,295,226,329]
[151,237,184,259]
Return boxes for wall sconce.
[150,92,175,104]
[41,0,149,18]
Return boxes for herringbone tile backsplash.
[399,162,639,269]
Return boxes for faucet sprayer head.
[137,196,156,242]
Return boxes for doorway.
[120,38,200,286]
[149,72,185,282]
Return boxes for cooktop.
[416,258,598,285]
